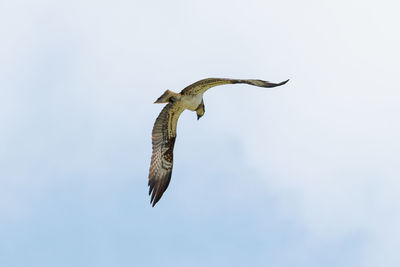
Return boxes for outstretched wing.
[180,78,289,96]
[149,103,185,207]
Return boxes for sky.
[1,0,400,266]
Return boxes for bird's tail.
[154,90,181,104]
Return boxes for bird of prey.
[148,78,289,206]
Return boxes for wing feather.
[148,77,289,206]
[180,78,289,96]
[148,103,184,206]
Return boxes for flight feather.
[180,78,289,95]
[148,103,184,206]
[148,77,289,206]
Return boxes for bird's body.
[148,78,289,206]
[180,93,204,111]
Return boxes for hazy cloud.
[1,0,399,266]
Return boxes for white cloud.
[1,0,400,265]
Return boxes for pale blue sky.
[1,0,400,266]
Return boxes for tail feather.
[154,90,180,104]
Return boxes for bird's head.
[196,103,205,120]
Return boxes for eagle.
[148,78,289,206]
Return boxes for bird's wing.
[180,78,289,96]
[149,103,185,206]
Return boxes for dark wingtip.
[269,79,289,87]
[281,79,290,85]
[150,192,162,207]
[253,79,290,88]
[148,181,165,207]
[150,194,157,207]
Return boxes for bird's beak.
[197,115,201,120]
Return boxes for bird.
[148,77,289,206]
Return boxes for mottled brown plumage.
[148,103,184,206]
[148,78,289,206]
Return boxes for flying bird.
[148,78,289,206]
